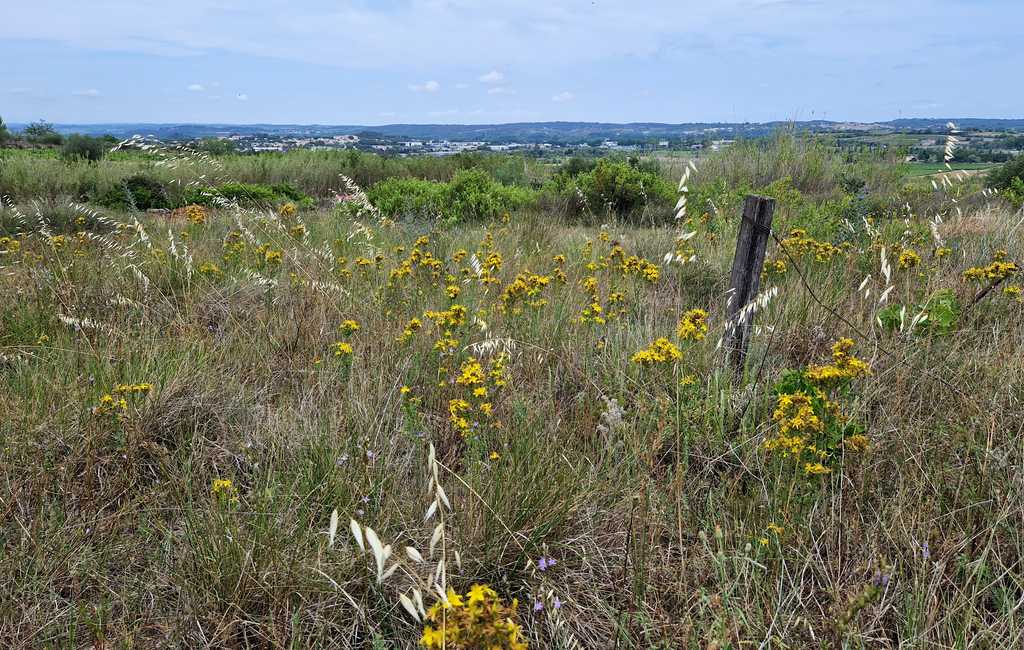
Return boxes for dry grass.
[1,156,1023,649]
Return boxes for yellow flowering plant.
[419,584,527,649]
[764,338,871,476]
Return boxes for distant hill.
[8,118,1024,143]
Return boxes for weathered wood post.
[724,195,776,371]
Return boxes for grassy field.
[904,162,998,177]
[2,141,1024,648]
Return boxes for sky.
[1,0,1021,125]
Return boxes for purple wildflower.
[538,556,557,571]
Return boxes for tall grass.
[1,142,1023,647]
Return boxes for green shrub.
[367,170,533,223]
[574,159,675,217]
[1005,177,1024,209]
[0,116,9,145]
[988,155,1024,208]
[61,135,108,162]
[445,169,533,222]
[23,121,63,146]
[181,182,314,209]
[96,174,170,210]
[366,177,446,219]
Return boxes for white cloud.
[409,80,440,93]
[552,91,574,102]
[0,0,1012,77]
[72,88,101,97]
[187,83,205,91]
[236,93,248,101]
[479,70,504,83]
[487,86,513,95]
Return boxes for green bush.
[445,169,533,222]
[181,182,314,209]
[556,156,597,179]
[366,177,446,219]
[61,135,108,162]
[23,121,63,146]
[574,159,675,217]
[986,155,1024,189]
[96,174,170,210]
[1005,177,1024,209]
[0,116,9,145]
[367,170,533,223]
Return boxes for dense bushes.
[988,155,1024,208]
[97,174,171,210]
[575,159,675,216]
[182,181,314,209]
[367,169,533,223]
[367,177,446,219]
[61,135,109,162]
[91,177,315,211]
[23,121,63,146]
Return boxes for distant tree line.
[0,117,120,161]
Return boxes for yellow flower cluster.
[631,338,682,365]
[420,585,526,650]
[198,261,221,275]
[763,259,787,276]
[676,309,709,341]
[805,338,870,385]
[500,271,551,312]
[764,338,871,476]
[397,317,423,343]
[764,391,831,473]
[1,236,22,253]
[779,229,843,263]
[256,244,283,265]
[897,248,921,270]
[963,260,1019,282]
[92,382,152,418]
[425,304,468,328]
[390,236,445,284]
[772,392,823,437]
[93,393,129,418]
[185,204,207,225]
[211,478,239,505]
[447,355,508,437]
[619,254,660,283]
[114,382,154,395]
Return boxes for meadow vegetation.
[2,134,1024,647]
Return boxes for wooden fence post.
[724,195,776,371]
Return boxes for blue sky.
[2,0,1021,125]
